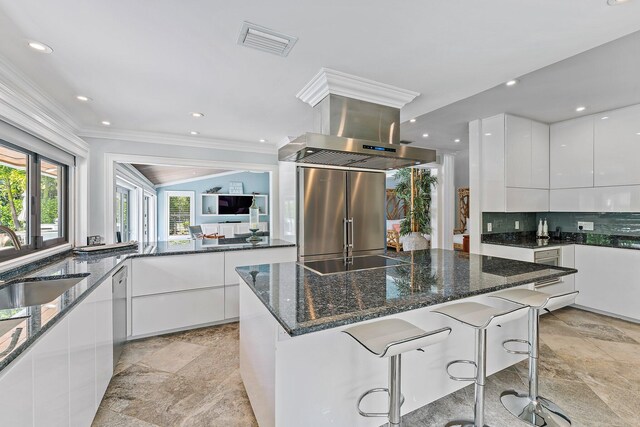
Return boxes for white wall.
[454,149,470,229]
[86,137,278,241]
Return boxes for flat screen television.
[218,195,253,215]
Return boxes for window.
[0,140,68,262]
[166,191,194,240]
[115,186,130,242]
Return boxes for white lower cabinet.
[132,287,225,336]
[574,245,640,321]
[0,351,34,425]
[33,315,70,427]
[0,273,115,427]
[225,285,240,319]
[69,291,98,427]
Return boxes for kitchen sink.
[0,275,89,310]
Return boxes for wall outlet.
[515,221,520,230]
[487,223,492,232]
[577,221,594,231]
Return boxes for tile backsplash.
[482,212,640,236]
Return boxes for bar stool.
[343,318,451,427]
[433,302,529,427]
[490,289,579,427]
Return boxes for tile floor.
[93,307,639,427]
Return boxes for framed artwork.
[229,181,244,194]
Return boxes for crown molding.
[78,128,278,155]
[0,54,89,157]
[296,68,420,109]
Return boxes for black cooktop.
[301,255,409,275]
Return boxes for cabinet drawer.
[225,285,239,319]
[132,287,225,336]
[132,253,224,296]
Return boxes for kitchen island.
[236,249,577,427]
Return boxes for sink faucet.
[0,225,22,250]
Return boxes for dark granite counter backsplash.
[0,238,296,373]
[236,249,576,337]
[482,231,640,250]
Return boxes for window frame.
[0,139,69,263]
[165,190,195,241]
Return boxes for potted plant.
[393,167,437,251]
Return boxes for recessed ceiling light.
[484,133,492,136]
[601,116,609,120]
[422,133,429,138]
[607,0,630,5]
[189,131,199,135]
[101,121,111,126]
[27,40,53,53]
[505,79,518,87]
[454,138,461,143]
[306,150,314,153]
[409,119,416,123]
[190,112,204,118]
[76,95,91,102]
[636,132,640,136]
[576,106,586,112]
[259,138,267,143]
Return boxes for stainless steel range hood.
[279,94,436,170]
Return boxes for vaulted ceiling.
[1,0,640,153]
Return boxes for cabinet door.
[132,253,224,296]
[33,316,70,427]
[132,287,225,336]
[69,290,97,427]
[550,117,594,189]
[575,245,640,320]
[201,223,219,235]
[531,121,550,189]
[594,104,640,186]
[481,114,506,212]
[224,247,297,286]
[225,285,240,319]
[94,279,113,405]
[0,351,34,426]
[506,188,548,212]
[505,115,532,188]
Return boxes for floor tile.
[138,340,208,373]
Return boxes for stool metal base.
[444,421,490,427]
[500,390,571,427]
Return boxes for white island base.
[239,281,532,427]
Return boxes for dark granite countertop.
[0,237,295,373]
[236,249,577,337]
[482,231,640,251]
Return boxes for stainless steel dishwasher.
[112,265,127,369]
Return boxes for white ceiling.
[1,1,640,151]
[402,29,640,152]
[130,164,230,186]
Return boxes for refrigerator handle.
[348,218,354,248]
[343,218,348,253]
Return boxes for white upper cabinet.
[531,120,550,189]
[482,114,549,212]
[594,104,640,187]
[550,116,594,189]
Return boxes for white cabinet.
[69,291,98,427]
[481,114,549,212]
[132,253,224,296]
[94,276,113,406]
[550,185,640,212]
[224,247,297,286]
[574,245,640,321]
[225,285,240,319]
[594,104,640,187]
[550,116,594,189]
[132,287,225,336]
[33,315,70,427]
[0,351,34,426]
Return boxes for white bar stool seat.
[433,302,529,427]
[343,318,451,427]
[490,289,579,427]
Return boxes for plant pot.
[402,232,429,251]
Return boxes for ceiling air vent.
[237,22,298,57]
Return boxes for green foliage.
[41,175,59,224]
[0,165,27,230]
[169,196,191,235]
[393,168,437,236]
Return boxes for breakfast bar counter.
[236,249,576,427]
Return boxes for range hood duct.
[279,94,436,170]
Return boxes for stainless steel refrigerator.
[297,167,386,261]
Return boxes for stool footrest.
[356,387,405,418]
[502,338,531,355]
[446,359,477,382]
